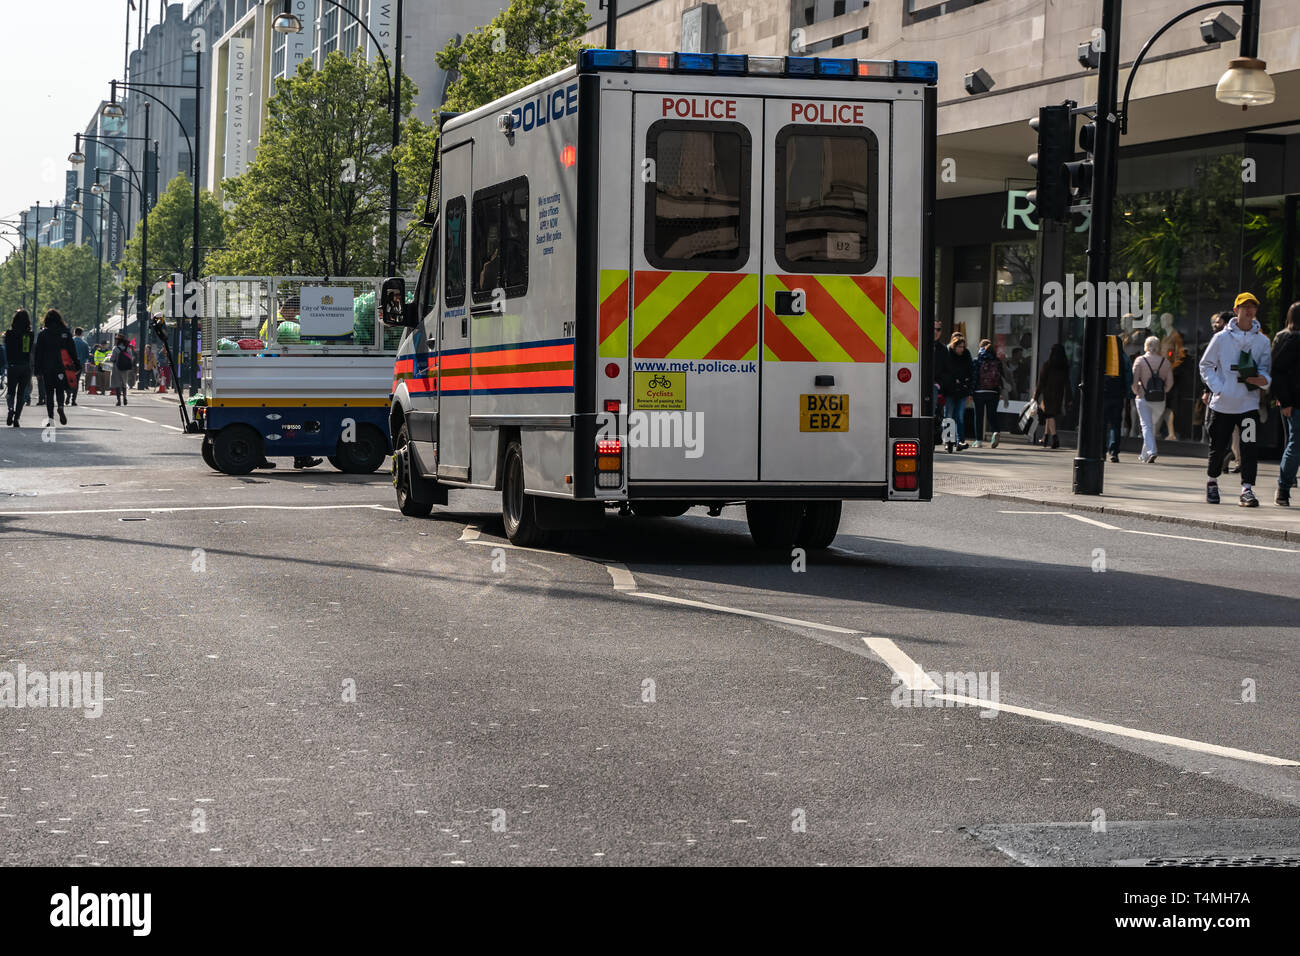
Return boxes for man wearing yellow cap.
[1198,292,1272,506]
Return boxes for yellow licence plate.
[800,393,849,432]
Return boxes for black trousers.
[42,371,67,418]
[6,368,29,416]
[1208,408,1259,484]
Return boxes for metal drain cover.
[963,818,1300,866]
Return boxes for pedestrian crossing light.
[1026,103,1075,224]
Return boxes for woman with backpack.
[4,310,33,427]
[971,339,1009,448]
[109,334,135,406]
[1132,334,1175,463]
[33,309,81,426]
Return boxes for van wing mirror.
[380,277,418,328]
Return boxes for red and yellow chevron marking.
[631,270,759,361]
[763,275,920,364]
[599,269,629,358]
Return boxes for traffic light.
[1026,104,1075,223]
[1066,121,1097,204]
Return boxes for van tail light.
[893,440,920,491]
[597,438,623,487]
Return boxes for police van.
[382,48,936,548]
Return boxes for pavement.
[935,430,1300,541]
[0,393,1297,866]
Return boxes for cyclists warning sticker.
[633,371,686,410]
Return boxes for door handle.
[462,316,469,338]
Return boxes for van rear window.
[775,126,878,273]
[471,178,529,302]
[644,121,751,271]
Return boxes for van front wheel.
[502,441,549,547]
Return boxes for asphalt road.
[1,391,1297,865]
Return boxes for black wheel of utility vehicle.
[629,501,691,518]
[392,423,433,518]
[332,423,387,474]
[796,500,842,550]
[501,440,549,547]
[745,501,804,550]
[211,424,262,476]
[200,437,219,472]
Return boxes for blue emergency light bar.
[577,49,937,84]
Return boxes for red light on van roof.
[561,144,576,167]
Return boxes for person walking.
[69,327,91,406]
[1270,301,1300,506]
[108,334,134,406]
[1131,335,1174,463]
[932,319,948,447]
[1200,311,1242,469]
[1033,343,1070,449]
[142,345,157,390]
[1200,292,1271,507]
[971,339,1008,448]
[32,309,81,426]
[1102,332,1133,462]
[941,333,974,452]
[4,310,33,427]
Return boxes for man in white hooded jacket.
[1199,292,1272,506]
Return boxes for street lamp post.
[274,0,403,276]
[1071,0,1272,495]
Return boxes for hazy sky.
[0,1,135,230]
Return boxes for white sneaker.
[990,432,1000,448]
[1137,452,1150,463]
[970,440,982,448]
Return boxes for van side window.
[444,197,467,307]
[471,177,529,303]
[644,121,751,271]
[421,222,440,314]
[774,126,878,273]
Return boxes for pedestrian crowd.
[931,291,1300,509]
[2,308,159,429]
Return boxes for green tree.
[0,244,120,330]
[210,52,430,277]
[119,173,226,293]
[396,0,589,265]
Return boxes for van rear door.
[758,98,893,483]
[626,93,763,481]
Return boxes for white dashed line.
[0,504,390,517]
[1003,509,1298,552]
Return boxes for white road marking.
[458,524,482,542]
[131,416,155,423]
[159,424,184,432]
[628,591,860,635]
[1003,510,1297,553]
[0,503,389,517]
[605,562,637,591]
[861,638,940,690]
[863,632,1297,767]
[934,693,1299,767]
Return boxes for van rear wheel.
[502,440,549,547]
[332,423,387,474]
[797,500,842,550]
[745,501,804,550]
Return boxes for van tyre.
[502,440,549,547]
[745,501,804,550]
[332,423,387,474]
[797,500,842,550]
[200,437,219,472]
[393,423,433,518]
[211,424,262,476]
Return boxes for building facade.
[207,0,506,196]
[585,0,1300,434]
